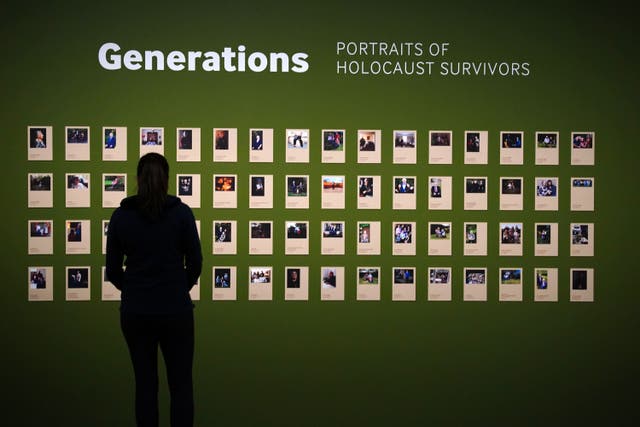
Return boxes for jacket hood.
[119,194,181,209]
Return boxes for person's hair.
[137,153,169,219]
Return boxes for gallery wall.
[2,1,638,425]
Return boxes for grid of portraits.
[26,126,595,302]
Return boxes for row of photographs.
[27,126,596,166]
[27,266,595,303]
[27,173,596,211]
[28,220,594,257]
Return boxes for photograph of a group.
[286,176,309,209]
[393,130,417,163]
[429,130,452,164]
[28,265,54,301]
[570,177,595,211]
[428,267,452,301]
[285,221,309,255]
[321,176,345,209]
[393,222,415,256]
[212,266,236,301]
[65,126,90,160]
[140,127,164,155]
[357,267,380,301]
[464,177,487,210]
[286,129,309,162]
[321,222,345,255]
[428,222,452,256]
[535,178,558,211]
[322,130,345,163]
[103,174,127,208]
[212,221,236,255]
[28,220,53,254]
[357,130,380,163]
[535,131,559,165]
[28,173,53,207]
[500,223,523,256]
[392,268,415,301]
[500,131,523,164]
[500,177,523,210]
[213,175,237,208]
[464,268,487,301]
[248,267,272,301]
[65,173,90,208]
[499,268,523,301]
[571,131,595,165]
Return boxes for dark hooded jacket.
[106,195,202,314]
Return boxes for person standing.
[106,153,202,427]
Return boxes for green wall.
[2,1,638,425]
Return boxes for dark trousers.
[121,310,194,427]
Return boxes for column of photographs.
[26,126,595,302]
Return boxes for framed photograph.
[392,268,416,301]
[249,175,273,209]
[463,268,487,301]
[500,131,524,165]
[213,175,237,208]
[248,267,273,301]
[500,177,523,210]
[570,177,594,211]
[103,126,127,161]
[27,126,53,160]
[176,174,200,208]
[499,268,523,301]
[101,266,121,301]
[284,266,309,301]
[464,131,488,164]
[393,130,417,164]
[28,173,53,208]
[65,220,91,254]
[570,223,594,257]
[428,222,452,256]
[213,221,236,255]
[322,129,345,163]
[357,176,381,209]
[534,268,558,302]
[285,129,309,163]
[357,221,381,255]
[464,177,487,210]
[102,174,127,208]
[534,223,558,257]
[65,126,90,161]
[393,176,416,210]
[357,130,381,163]
[428,176,452,210]
[429,130,452,164]
[570,268,594,302]
[499,222,523,256]
[321,221,345,255]
[249,128,273,162]
[139,127,164,156]
[357,267,381,301]
[28,220,53,255]
[66,266,90,301]
[534,177,559,211]
[249,221,273,255]
[571,132,595,165]
[65,173,91,208]
[175,128,201,162]
[321,175,345,209]
[28,266,53,301]
[535,131,559,165]
[212,128,237,162]
[285,175,309,209]
[321,267,344,301]
[213,266,237,301]
[463,222,487,256]
[392,222,416,256]
[285,221,309,255]
[428,267,452,301]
